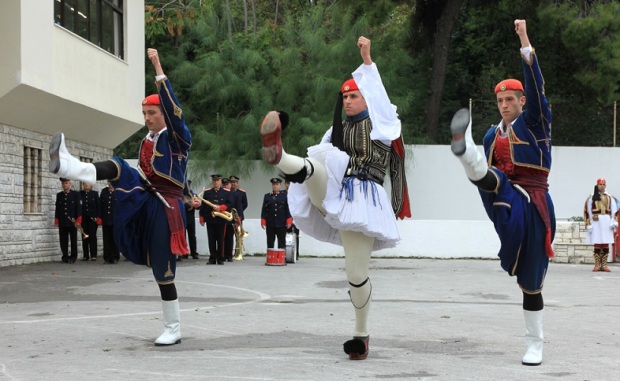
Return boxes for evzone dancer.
[450,20,554,365]
[49,48,191,346]
[260,36,411,359]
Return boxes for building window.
[54,0,124,59]
[23,147,43,214]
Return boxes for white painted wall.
[187,144,620,259]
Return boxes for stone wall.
[0,123,112,266]
[552,221,615,264]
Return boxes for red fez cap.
[142,94,160,106]
[341,79,359,94]
[597,178,606,185]
[494,79,524,94]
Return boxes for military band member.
[584,178,618,272]
[229,175,248,260]
[54,178,82,264]
[199,174,233,265]
[222,178,235,262]
[50,48,190,346]
[184,180,201,260]
[261,178,292,249]
[259,36,410,360]
[100,181,120,264]
[80,182,100,261]
[285,180,301,260]
[229,175,248,220]
[450,20,553,365]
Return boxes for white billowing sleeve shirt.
[320,62,400,145]
[352,62,401,143]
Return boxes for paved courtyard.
[0,257,618,380]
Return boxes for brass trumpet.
[232,209,249,261]
[69,217,89,239]
[198,195,234,221]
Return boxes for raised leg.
[49,133,97,183]
[450,109,497,191]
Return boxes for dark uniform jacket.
[231,189,248,220]
[80,190,100,223]
[99,187,116,226]
[55,190,82,227]
[199,187,233,224]
[228,190,246,221]
[261,191,292,228]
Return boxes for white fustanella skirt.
[286,143,400,251]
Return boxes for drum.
[265,248,286,266]
[285,232,296,263]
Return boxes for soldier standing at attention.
[80,182,100,261]
[100,181,119,264]
[261,177,292,249]
[229,176,248,260]
[221,177,236,262]
[55,178,82,264]
[199,174,233,265]
[184,180,201,260]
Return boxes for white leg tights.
[277,150,327,214]
[458,141,489,182]
[277,149,374,337]
[341,230,374,337]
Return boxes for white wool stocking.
[340,230,374,337]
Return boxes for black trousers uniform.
[81,218,98,259]
[59,226,78,262]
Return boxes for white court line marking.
[0,276,271,325]
[0,364,18,381]
[102,369,293,380]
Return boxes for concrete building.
[0,0,144,266]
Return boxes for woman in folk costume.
[50,48,190,346]
[584,178,618,272]
[260,36,411,360]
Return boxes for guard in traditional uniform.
[80,182,100,261]
[199,174,233,264]
[54,178,82,264]
[584,178,618,272]
[49,48,190,346]
[450,20,553,366]
[260,178,292,249]
[259,37,410,360]
[100,181,119,264]
[184,180,201,260]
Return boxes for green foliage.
[133,1,421,180]
[538,1,620,106]
[122,1,620,168]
